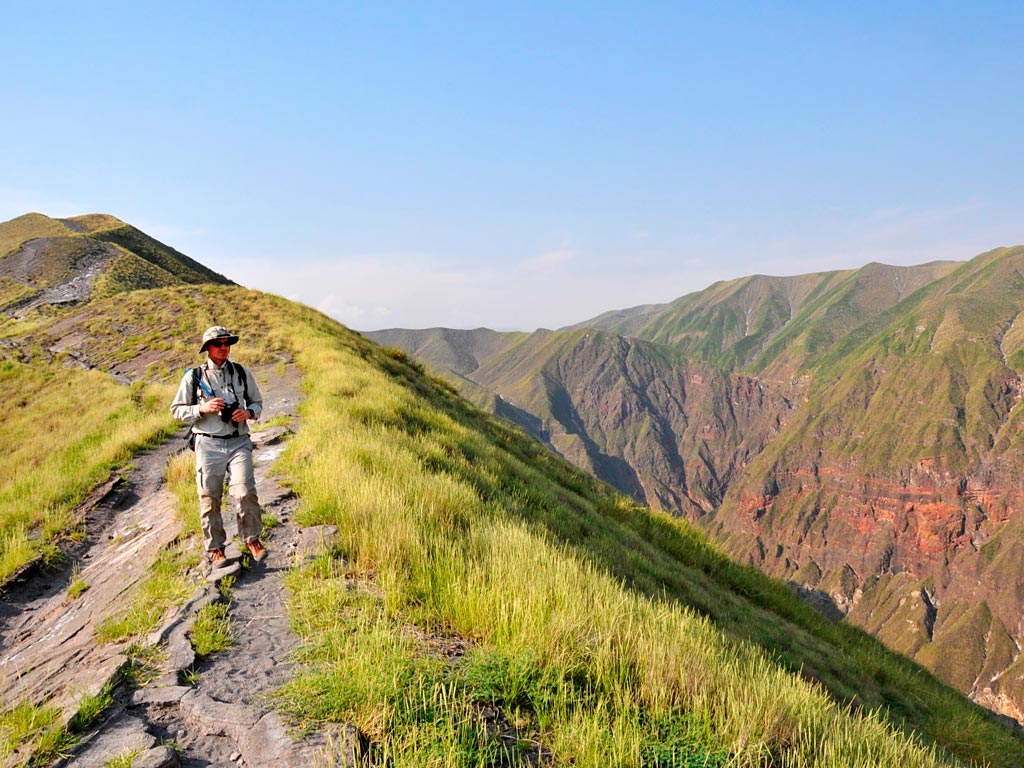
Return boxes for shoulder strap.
[230,361,250,405]
[189,367,203,404]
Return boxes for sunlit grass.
[3,283,1020,766]
[0,361,177,583]
[67,563,89,600]
[165,449,200,537]
[94,544,197,644]
[191,602,233,657]
[0,702,68,763]
[271,315,1001,767]
[104,748,144,768]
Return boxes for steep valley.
[370,245,1024,725]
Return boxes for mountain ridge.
[3,212,1023,765]
[369,243,1024,725]
[0,212,232,317]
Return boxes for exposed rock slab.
[65,712,157,767]
[0,449,181,723]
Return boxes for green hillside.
[3,272,1023,765]
[370,327,529,377]
[0,212,232,314]
[705,246,1024,711]
[368,246,1024,728]
[574,262,960,378]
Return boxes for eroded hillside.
[370,245,1024,726]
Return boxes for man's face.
[207,339,232,366]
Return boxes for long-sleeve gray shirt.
[170,359,263,437]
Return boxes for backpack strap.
[188,362,248,405]
[189,366,204,404]
[230,361,250,405]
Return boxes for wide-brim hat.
[200,326,240,352]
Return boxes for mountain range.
[369,245,1024,724]
[3,211,1024,766]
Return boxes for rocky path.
[0,366,360,767]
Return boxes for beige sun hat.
[200,326,240,352]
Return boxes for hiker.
[170,326,268,570]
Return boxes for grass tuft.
[191,602,233,657]
[95,544,196,643]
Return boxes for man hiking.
[171,326,267,570]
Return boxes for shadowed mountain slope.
[368,246,1024,725]
[372,327,795,515]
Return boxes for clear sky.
[3,2,1022,330]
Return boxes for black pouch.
[185,431,197,451]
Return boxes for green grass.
[0,212,73,257]
[0,276,34,309]
[90,223,232,286]
[92,444,203,644]
[0,360,178,583]
[258,413,294,430]
[0,702,70,765]
[91,247,183,298]
[4,282,1023,766]
[104,748,144,768]
[191,602,233,656]
[165,449,201,537]
[68,683,114,732]
[67,568,90,600]
[122,643,167,689]
[95,543,197,643]
[268,307,1017,767]
[0,682,115,767]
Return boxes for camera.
[220,402,240,422]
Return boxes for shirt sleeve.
[170,371,201,424]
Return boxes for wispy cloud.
[240,249,701,332]
[522,248,576,271]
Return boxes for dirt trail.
[0,365,360,768]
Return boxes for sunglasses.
[208,341,232,348]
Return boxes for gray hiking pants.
[195,434,263,551]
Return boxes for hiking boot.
[209,548,231,569]
[246,539,267,563]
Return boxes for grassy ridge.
[3,285,1023,765]
[270,305,1021,766]
[0,213,232,316]
[0,213,72,257]
[570,262,961,378]
[89,223,232,286]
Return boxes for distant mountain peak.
[0,211,231,317]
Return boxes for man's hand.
[200,397,225,415]
[230,408,252,423]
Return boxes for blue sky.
[2,2,1022,330]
